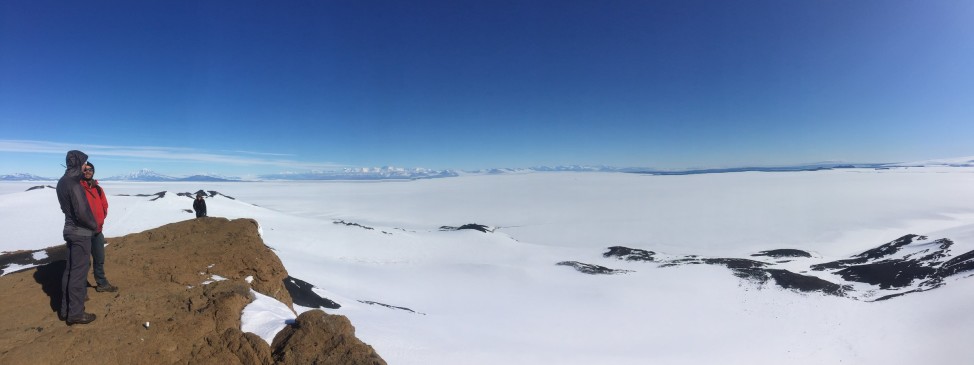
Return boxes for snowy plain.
[2,167,974,364]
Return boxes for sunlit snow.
[3,167,974,364]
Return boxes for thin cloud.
[0,139,345,171]
[225,150,298,157]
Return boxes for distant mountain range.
[0,173,53,181]
[464,162,888,175]
[259,166,459,181]
[102,169,241,182]
[624,162,889,176]
[97,169,227,182]
[885,156,974,167]
[2,157,973,182]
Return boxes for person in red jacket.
[82,162,118,293]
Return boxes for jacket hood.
[64,150,88,178]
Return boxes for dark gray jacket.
[56,150,97,236]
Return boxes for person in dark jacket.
[82,162,117,293]
[193,193,207,218]
[55,150,97,325]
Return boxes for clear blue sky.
[2,0,973,178]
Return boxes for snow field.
[2,168,974,364]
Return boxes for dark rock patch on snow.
[284,276,341,309]
[440,223,493,233]
[0,251,41,275]
[731,268,850,296]
[751,249,812,258]
[938,249,974,278]
[26,185,55,191]
[174,190,235,200]
[657,256,769,270]
[856,234,926,260]
[702,258,770,269]
[810,237,966,291]
[0,246,65,276]
[603,246,656,261]
[117,191,167,200]
[600,234,974,301]
[208,190,235,199]
[812,235,924,271]
[358,301,425,315]
[834,258,938,289]
[335,220,374,230]
[333,220,392,235]
[556,261,633,275]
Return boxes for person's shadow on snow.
[33,260,65,314]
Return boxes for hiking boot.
[66,313,96,325]
[95,284,118,292]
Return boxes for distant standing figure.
[55,150,98,325]
[82,162,118,293]
[194,193,207,218]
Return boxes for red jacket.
[81,179,109,233]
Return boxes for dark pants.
[60,233,92,319]
[90,232,110,287]
[196,210,206,218]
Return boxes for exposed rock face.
[556,261,633,275]
[596,234,974,301]
[603,246,656,261]
[284,276,341,309]
[0,218,384,365]
[439,223,493,233]
[271,310,387,365]
[750,249,812,258]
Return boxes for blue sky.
[2,0,973,178]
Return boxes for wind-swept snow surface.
[3,167,974,364]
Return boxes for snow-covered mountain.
[103,169,241,182]
[103,169,178,181]
[630,162,884,175]
[177,174,241,182]
[12,157,974,183]
[260,166,458,180]
[464,162,890,175]
[530,164,625,172]
[598,233,974,301]
[0,173,53,181]
[885,156,974,167]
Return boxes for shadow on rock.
[0,218,386,365]
[32,260,65,314]
[284,276,340,309]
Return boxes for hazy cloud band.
[0,139,345,171]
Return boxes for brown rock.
[272,310,387,365]
[0,217,385,365]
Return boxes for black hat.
[84,162,94,172]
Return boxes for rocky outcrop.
[750,249,812,258]
[596,234,974,301]
[0,218,384,365]
[271,310,386,365]
[556,261,633,275]
[439,223,493,233]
